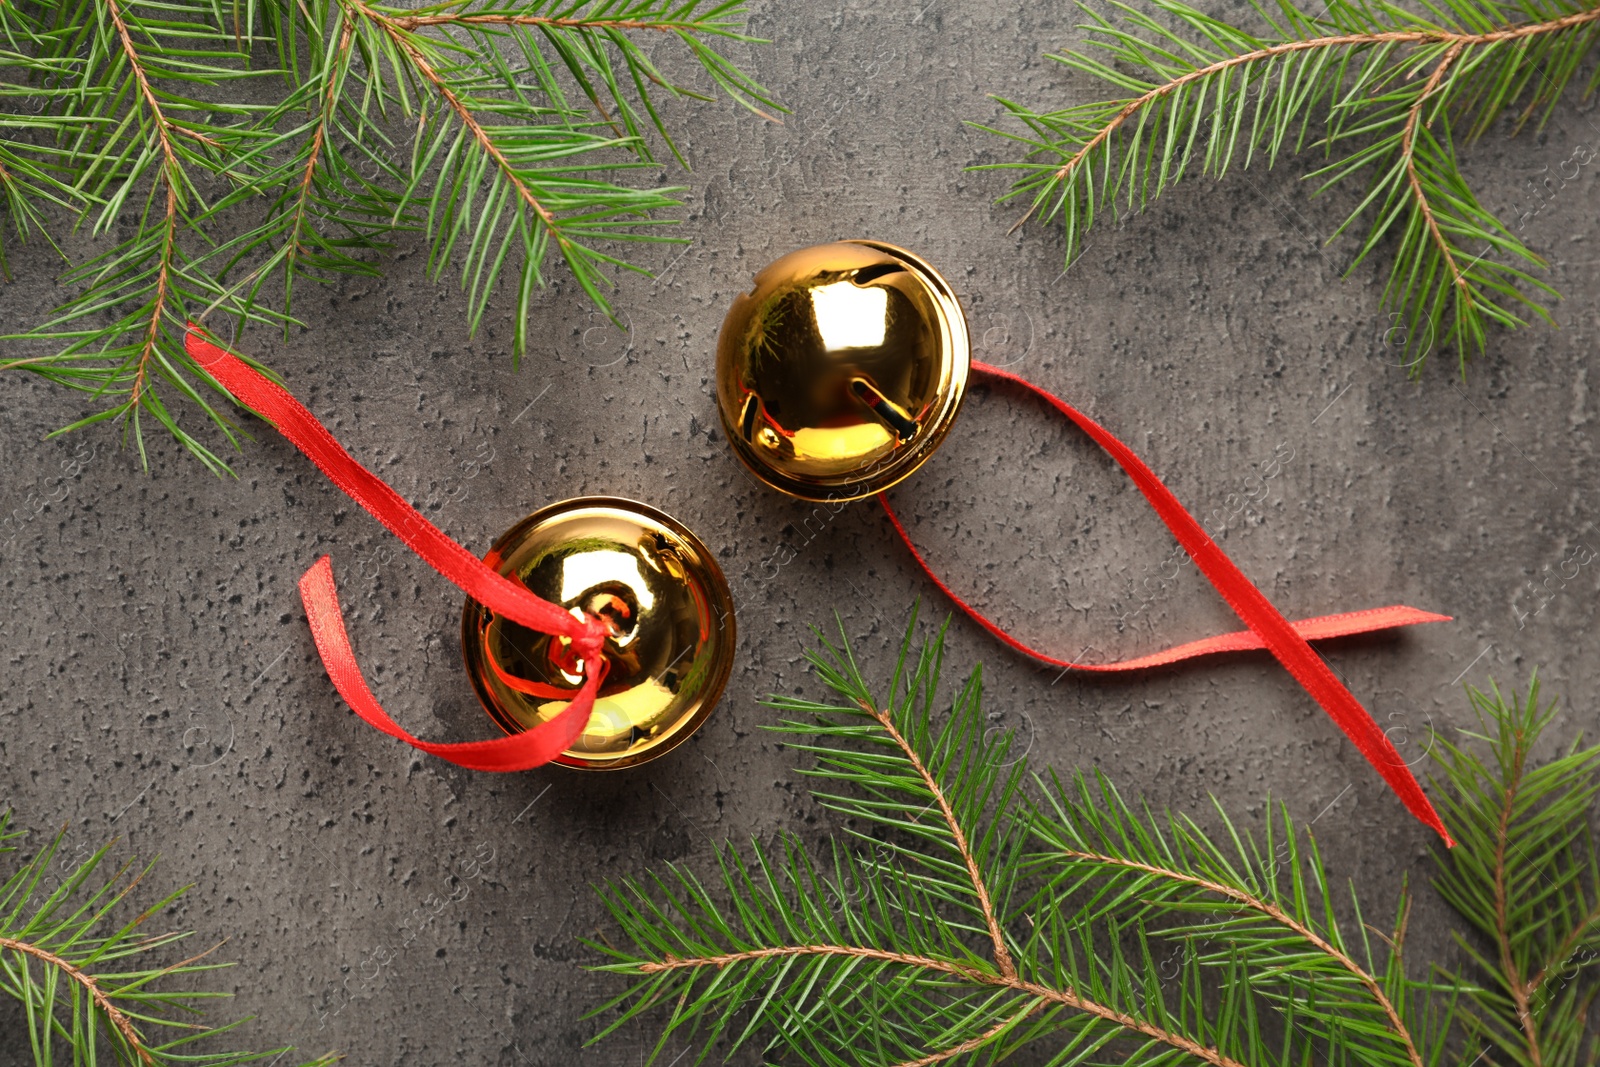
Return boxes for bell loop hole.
[590,597,633,638]
[578,586,639,640]
[851,378,920,442]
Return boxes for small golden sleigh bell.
[461,498,736,770]
[716,240,971,502]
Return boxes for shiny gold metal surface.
[715,240,970,502]
[461,498,736,770]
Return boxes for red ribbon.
[883,362,1453,844]
[185,326,609,772]
[187,324,1451,842]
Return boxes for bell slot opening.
[851,263,904,287]
[738,393,761,442]
[850,378,920,442]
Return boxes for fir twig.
[0,932,158,1063]
[0,810,335,1066]
[1031,843,1425,1067]
[978,0,1599,374]
[1432,677,1600,1067]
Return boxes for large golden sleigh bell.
[716,240,971,502]
[461,498,736,770]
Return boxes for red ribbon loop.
[884,361,1454,845]
[185,325,609,772]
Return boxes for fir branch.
[2,0,287,471]
[1490,689,1542,1067]
[1,0,779,469]
[635,943,1248,1067]
[277,16,359,290]
[979,0,1598,374]
[1032,842,1425,1067]
[0,139,74,278]
[386,14,722,31]
[893,1014,1030,1067]
[1431,677,1600,1067]
[0,809,335,1067]
[590,612,1451,1067]
[1028,769,1441,1067]
[1399,43,1467,314]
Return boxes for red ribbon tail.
[882,497,1450,669]
[183,325,602,655]
[887,361,1454,846]
[186,323,609,772]
[299,556,605,771]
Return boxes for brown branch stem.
[104,0,181,171]
[0,935,155,1066]
[1494,724,1543,1067]
[388,13,684,31]
[1400,42,1465,293]
[128,181,178,409]
[285,17,357,271]
[1012,5,1600,232]
[892,1010,1034,1067]
[382,11,728,134]
[346,0,570,249]
[639,944,982,977]
[859,699,1015,978]
[102,0,184,407]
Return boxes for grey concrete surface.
[2,0,1598,1062]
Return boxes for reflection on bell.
[461,498,736,770]
[715,240,970,502]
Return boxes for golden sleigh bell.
[716,240,970,501]
[462,497,736,770]
[465,240,966,768]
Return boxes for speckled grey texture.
[1,1,1597,1062]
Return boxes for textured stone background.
[2,0,1598,1062]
